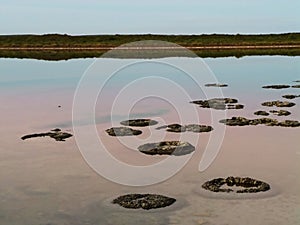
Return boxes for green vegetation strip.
[1,33,300,60]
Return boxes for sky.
[0,0,299,35]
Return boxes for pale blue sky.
[0,0,299,34]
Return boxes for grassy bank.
[1,33,300,60]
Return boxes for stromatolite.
[262,85,290,89]
[105,127,142,136]
[204,83,228,87]
[190,98,244,110]
[219,117,300,127]
[112,194,176,210]
[156,124,213,133]
[202,176,271,193]
[261,100,295,107]
[21,129,73,142]
[138,141,195,156]
[120,119,158,127]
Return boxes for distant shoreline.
[1,33,300,60]
[1,45,300,50]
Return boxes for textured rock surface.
[282,94,300,99]
[156,124,213,133]
[138,141,195,156]
[261,100,295,107]
[262,85,290,89]
[120,119,158,127]
[202,176,271,193]
[254,110,270,116]
[269,110,291,116]
[204,83,228,87]
[21,129,73,141]
[220,117,300,127]
[190,98,243,110]
[112,194,176,210]
[105,127,142,136]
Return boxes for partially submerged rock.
[138,141,195,156]
[254,111,270,116]
[21,129,73,142]
[282,94,300,99]
[105,127,142,136]
[269,110,291,116]
[202,177,270,193]
[112,194,176,210]
[156,124,213,133]
[205,83,228,87]
[120,119,158,127]
[262,100,295,107]
[292,85,300,88]
[190,98,243,110]
[219,117,300,127]
[262,85,290,89]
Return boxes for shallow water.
[0,56,300,225]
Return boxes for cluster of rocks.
[202,176,270,193]
[270,110,291,116]
[262,84,290,89]
[105,127,142,136]
[21,128,73,142]
[190,98,244,110]
[261,100,295,107]
[112,194,176,210]
[204,83,228,87]
[120,119,158,127]
[282,94,300,99]
[220,116,300,127]
[138,141,195,156]
[156,124,213,133]
[254,110,291,116]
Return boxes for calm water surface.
[0,56,299,225]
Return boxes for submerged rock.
[220,116,300,127]
[190,98,243,110]
[261,100,295,107]
[269,110,291,116]
[282,94,300,99]
[21,129,72,142]
[292,85,300,88]
[262,84,290,89]
[202,176,271,193]
[120,119,158,127]
[204,83,228,87]
[156,124,213,133]
[254,111,270,116]
[138,141,195,156]
[105,127,142,136]
[112,194,176,210]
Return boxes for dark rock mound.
[202,176,270,193]
[269,110,291,116]
[220,117,300,127]
[120,119,158,127]
[106,127,142,136]
[112,194,176,210]
[205,83,228,87]
[190,98,243,110]
[156,124,186,133]
[156,124,213,133]
[292,85,300,88]
[282,94,300,99]
[184,124,213,133]
[262,85,290,89]
[21,129,72,142]
[138,141,195,156]
[262,100,295,107]
[254,111,269,116]
[294,80,300,82]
